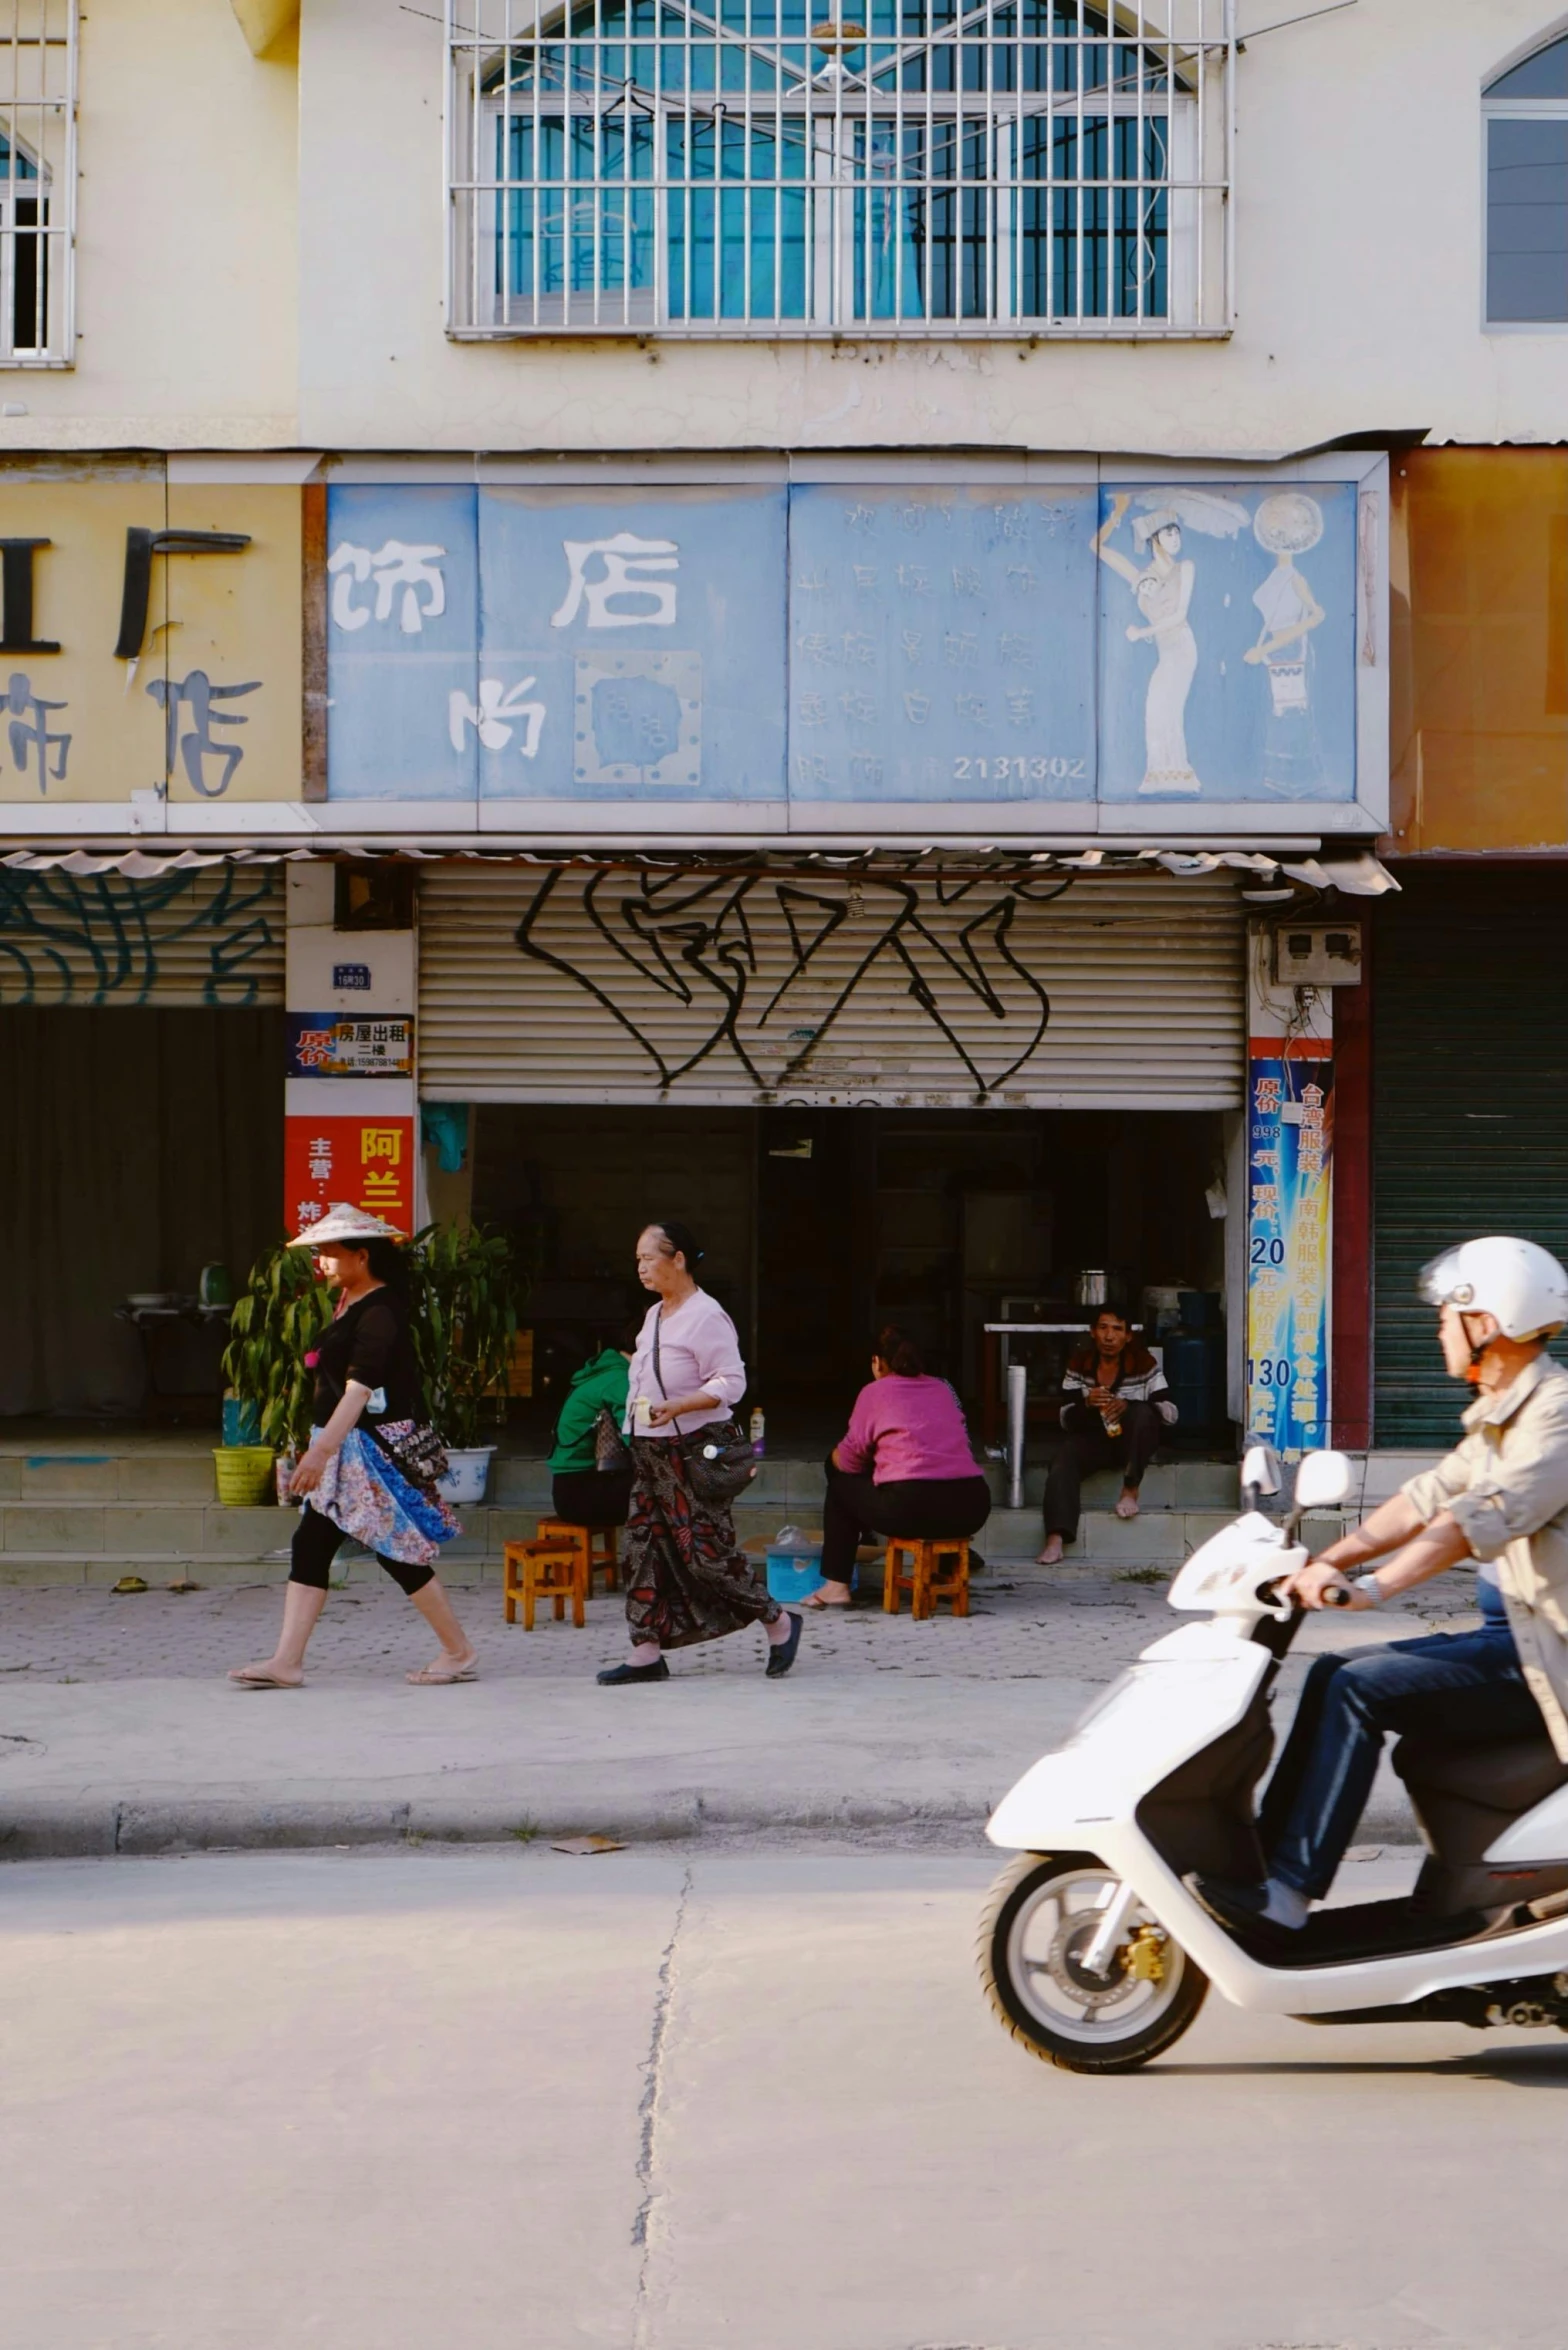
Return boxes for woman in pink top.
[808,1326,991,1609]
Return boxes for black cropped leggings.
[288,1504,435,1598]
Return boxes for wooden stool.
[883,1536,970,1621]
[503,1536,584,1629]
[537,1519,619,1596]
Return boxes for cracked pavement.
[5,1842,1568,2350]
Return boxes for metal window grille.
[447,0,1233,337]
[0,0,74,366]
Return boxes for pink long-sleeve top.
[835,1374,979,1485]
[624,1289,747,1440]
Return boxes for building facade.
[0,0,1563,1445]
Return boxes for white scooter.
[979,1446,1568,2072]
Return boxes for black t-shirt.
[310,1289,425,1428]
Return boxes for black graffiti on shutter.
[514,867,1066,1097]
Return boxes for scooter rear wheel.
[978,1852,1208,2074]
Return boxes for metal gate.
[418,862,1246,1109]
[1374,866,1568,1444]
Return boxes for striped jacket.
[1061,1342,1178,1429]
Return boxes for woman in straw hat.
[229,1205,475,1690]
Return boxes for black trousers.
[550,1466,632,1528]
[1042,1400,1163,1540]
[821,1454,992,1585]
[288,1503,435,1597]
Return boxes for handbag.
[370,1419,450,1493]
[651,1315,758,1504]
[593,1403,631,1472]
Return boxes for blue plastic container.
[765,1546,824,1603]
[221,1395,261,1447]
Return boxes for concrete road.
[4,1843,1566,2350]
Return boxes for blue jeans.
[1259,1584,1543,1900]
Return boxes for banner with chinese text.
[284,1115,415,1237]
[1246,1052,1333,1456]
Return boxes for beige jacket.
[1404,1354,1568,1761]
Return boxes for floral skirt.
[623,1435,780,1651]
[307,1424,458,1568]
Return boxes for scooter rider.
[1195,1235,1568,1943]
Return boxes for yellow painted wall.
[0,472,301,802]
[1389,451,1568,854]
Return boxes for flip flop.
[406,1658,479,1685]
[228,1666,304,1690]
[799,1592,852,1610]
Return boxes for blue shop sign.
[323,466,1384,828]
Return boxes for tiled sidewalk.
[0,1564,1460,1687]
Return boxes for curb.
[0,1786,1421,1863]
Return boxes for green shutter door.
[1374,867,1568,1446]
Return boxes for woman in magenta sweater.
[806,1326,992,1609]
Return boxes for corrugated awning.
[0,842,1400,894]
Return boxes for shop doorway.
[470,1101,1232,1450]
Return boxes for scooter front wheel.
[978,1853,1207,2074]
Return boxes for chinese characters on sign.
[0,481,301,805]
[325,485,785,803]
[286,1015,415,1081]
[284,1115,415,1236]
[787,487,1096,803]
[1246,1056,1333,1457]
[324,477,1371,812]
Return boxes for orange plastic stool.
[882,1536,970,1621]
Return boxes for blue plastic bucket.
[766,1548,824,1603]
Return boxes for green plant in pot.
[408,1222,522,1498]
[222,1244,335,1463]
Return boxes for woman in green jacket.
[549,1325,637,1526]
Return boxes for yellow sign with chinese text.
[0,469,301,804]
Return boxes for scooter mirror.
[1292,1448,1353,1511]
[1240,1443,1281,1499]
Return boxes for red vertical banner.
[284,1115,415,1237]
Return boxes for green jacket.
[549,1348,632,1474]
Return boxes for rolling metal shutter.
[0,866,284,1008]
[418,862,1245,1109]
[1374,867,1568,1446]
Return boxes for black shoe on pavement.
[1186,1872,1301,1950]
[597,1657,671,1686]
[765,1611,804,1678]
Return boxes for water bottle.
[750,1408,766,1458]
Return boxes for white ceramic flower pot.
[437,1445,496,1506]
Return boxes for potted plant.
[220,1245,334,1503]
[409,1221,522,1504]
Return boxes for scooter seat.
[1393,1733,1568,1814]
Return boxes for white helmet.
[1419,1237,1568,1343]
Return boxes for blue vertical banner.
[787,485,1096,802]
[1246,1051,1333,1456]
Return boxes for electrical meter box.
[1272,923,1363,987]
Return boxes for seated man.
[1195,1235,1568,1943]
[1037,1308,1177,1565]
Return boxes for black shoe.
[1186,1871,1301,1950]
[765,1611,803,1679]
[597,1657,670,1686]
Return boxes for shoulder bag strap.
[650,1312,686,1433]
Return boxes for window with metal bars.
[0,1,74,366]
[446,0,1232,336]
